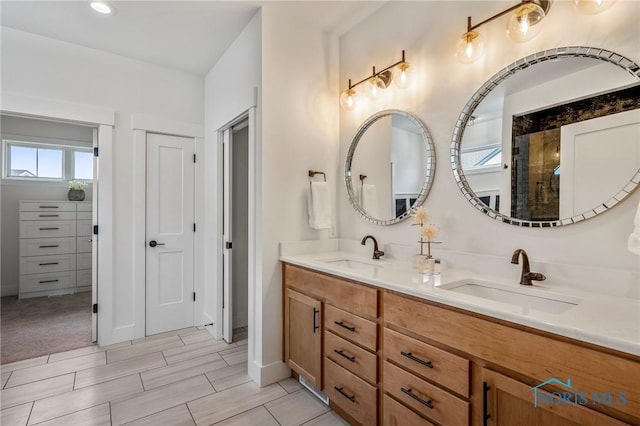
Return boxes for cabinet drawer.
[20,254,76,275]
[383,395,435,426]
[76,202,92,212]
[20,271,76,293]
[77,220,93,236]
[20,221,76,238]
[76,236,93,254]
[284,264,377,318]
[20,211,76,221]
[384,361,469,426]
[324,358,377,426]
[77,253,92,270]
[20,201,76,212]
[325,331,377,384]
[20,237,76,257]
[325,304,377,351]
[384,328,469,397]
[77,269,92,287]
[77,212,92,220]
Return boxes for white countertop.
[280,250,640,356]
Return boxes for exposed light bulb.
[90,1,117,15]
[395,62,412,90]
[455,30,485,64]
[574,0,616,14]
[339,88,357,111]
[369,76,385,100]
[506,3,545,43]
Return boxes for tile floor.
[0,327,347,426]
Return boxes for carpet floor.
[1,292,93,364]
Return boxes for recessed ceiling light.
[90,1,117,16]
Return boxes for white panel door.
[146,133,195,335]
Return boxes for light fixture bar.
[466,0,551,32]
[346,50,407,90]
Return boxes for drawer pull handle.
[401,351,434,369]
[334,386,356,402]
[39,214,59,217]
[313,307,320,333]
[39,262,59,266]
[39,227,60,231]
[39,206,59,209]
[401,387,433,409]
[39,279,59,284]
[39,245,60,248]
[334,349,356,363]
[334,321,356,332]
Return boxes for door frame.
[132,114,204,338]
[1,93,114,345]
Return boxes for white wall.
[1,116,94,296]
[338,1,640,273]
[1,27,204,343]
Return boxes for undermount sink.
[439,280,580,314]
[323,259,382,271]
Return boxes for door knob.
[148,240,165,248]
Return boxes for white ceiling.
[0,1,386,76]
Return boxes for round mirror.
[346,109,435,225]
[451,46,640,227]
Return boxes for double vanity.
[281,243,639,425]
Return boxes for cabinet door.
[481,368,626,426]
[284,288,322,388]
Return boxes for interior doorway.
[221,117,249,344]
[0,114,99,364]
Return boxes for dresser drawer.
[383,361,469,426]
[76,202,92,212]
[325,304,377,351]
[325,331,377,384]
[19,271,76,293]
[77,220,93,236]
[20,221,76,238]
[77,211,92,220]
[324,358,377,426]
[20,254,76,275]
[383,395,436,426]
[20,211,76,221]
[77,253,92,270]
[20,237,76,257]
[77,268,92,287]
[76,236,93,254]
[20,201,76,212]
[384,328,469,397]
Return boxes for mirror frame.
[451,46,640,228]
[345,109,436,225]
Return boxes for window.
[3,140,93,182]
[460,144,502,170]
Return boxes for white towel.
[308,182,332,230]
[361,184,379,218]
[628,200,640,255]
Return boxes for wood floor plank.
[205,363,251,392]
[0,374,74,410]
[187,382,287,425]
[2,370,12,389]
[141,354,226,390]
[220,348,247,366]
[33,403,111,426]
[6,352,105,388]
[106,336,183,364]
[163,339,235,365]
[265,389,329,426]
[278,377,303,394]
[132,327,197,345]
[100,341,132,351]
[179,330,214,346]
[28,374,142,425]
[213,406,279,426]
[1,402,33,426]
[75,352,166,389]
[0,356,49,373]
[122,404,195,426]
[47,345,104,363]
[302,411,350,425]
[110,375,214,425]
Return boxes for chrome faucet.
[361,235,384,260]
[511,249,546,286]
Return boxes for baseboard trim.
[248,359,291,387]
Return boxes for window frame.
[2,139,93,183]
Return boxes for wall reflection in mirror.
[346,110,435,225]
[453,47,640,227]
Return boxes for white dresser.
[19,200,93,299]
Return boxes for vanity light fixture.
[455,0,551,63]
[574,0,616,14]
[340,50,411,110]
[90,1,117,15]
